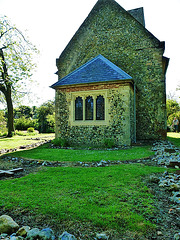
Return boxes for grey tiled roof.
[51,55,132,88]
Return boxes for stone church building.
[51,0,169,146]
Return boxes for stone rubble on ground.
[0,215,19,235]
[152,141,180,168]
[0,215,110,240]
[0,140,51,156]
[151,141,180,239]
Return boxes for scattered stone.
[96,232,109,239]
[157,231,163,236]
[152,141,180,168]
[0,215,19,235]
[158,172,180,192]
[26,228,40,240]
[58,231,77,240]
[0,139,51,156]
[16,226,30,237]
[0,168,23,177]
[0,233,8,238]
[39,228,55,240]
[148,174,159,183]
[171,192,180,204]
[174,232,180,240]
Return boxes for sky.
[0,0,180,107]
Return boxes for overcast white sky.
[0,0,180,107]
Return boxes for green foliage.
[51,137,69,147]
[27,127,34,133]
[103,138,116,148]
[14,116,37,130]
[0,165,166,234]
[37,100,55,133]
[46,113,55,133]
[1,101,55,135]
[0,16,39,95]
[166,99,180,118]
[14,105,33,119]
[0,16,39,137]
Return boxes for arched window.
[85,96,93,120]
[75,97,83,120]
[96,95,105,120]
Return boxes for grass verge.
[167,132,180,147]
[7,144,154,162]
[0,133,55,150]
[0,164,166,235]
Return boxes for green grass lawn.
[0,133,55,150]
[7,144,154,162]
[167,132,180,147]
[0,164,166,235]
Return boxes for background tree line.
[167,98,180,131]
[0,100,55,136]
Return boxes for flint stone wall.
[56,0,167,141]
[55,83,134,146]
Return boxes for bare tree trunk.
[4,86,15,137]
[0,48,15,137]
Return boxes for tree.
[14,105,33,119]
[166,99,180,119]
[37,100,55,133]
[0,16,38,137]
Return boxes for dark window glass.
[85,96,93,120]
[96,95,105,120]
[75,97,83,120]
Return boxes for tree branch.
[0,48,9,84]
[0,27,15,40]
[0,82,6,95]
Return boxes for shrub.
[14,117,37,131]
[103,138,116,148]
[51,138,69,147]
[0,131,7,137]
[27,127,34,133]
[16,130,39,136]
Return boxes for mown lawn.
[167,132,180,147]
[0,164,166,235]
[7,144,154,162]
[0,133,55,150]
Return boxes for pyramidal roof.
[51,55,132,88]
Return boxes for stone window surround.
[68,89,110,126]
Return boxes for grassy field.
[167,132,180,147]
[0,133,55,150]
[0,164,166,236]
